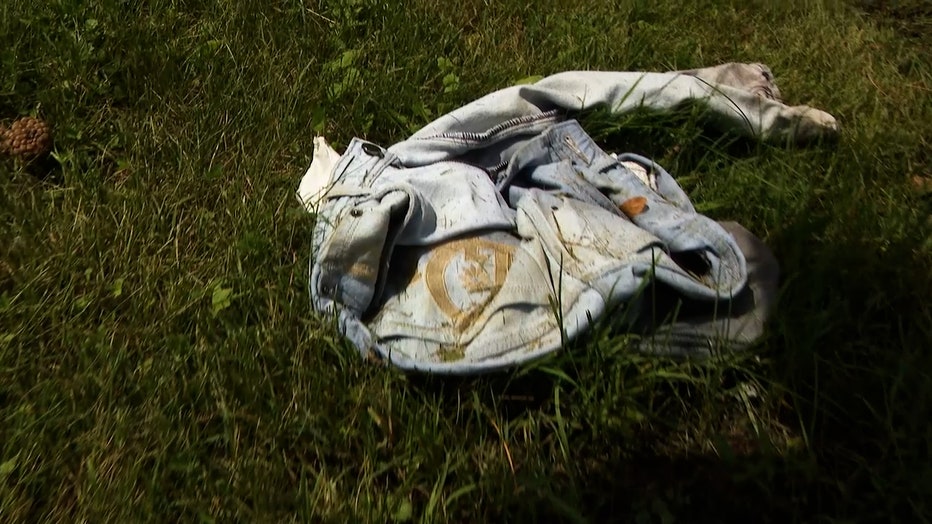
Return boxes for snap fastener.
[361,142,384,158]
[350,208,363,217]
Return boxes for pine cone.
[911,175,932,197]
[2,117,52,160]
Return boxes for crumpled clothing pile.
[297,63,838,375]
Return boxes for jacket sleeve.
[388,66,837,166]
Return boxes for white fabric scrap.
[297,136,342,212]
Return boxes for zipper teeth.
[489,159,508,173]
[421,109,560,142]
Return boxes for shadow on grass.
[396,131,931,521]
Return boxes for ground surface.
[1,0,930,522]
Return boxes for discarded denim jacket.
[298,63,837,374]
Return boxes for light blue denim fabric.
[308,66,835,374]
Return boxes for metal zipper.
[422,109,561,143]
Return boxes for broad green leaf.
[513,75,543,85]
[211,284,233,315]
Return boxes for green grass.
[1,0,930,521]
